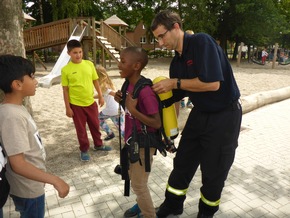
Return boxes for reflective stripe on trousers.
[166,184,188,196]
[200,191,220,207]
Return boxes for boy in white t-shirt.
[0,55,69,218]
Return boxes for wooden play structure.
[23,17,135,87]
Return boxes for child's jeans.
[99,111,125,137]
[129,148,156,218]
[11,194,45,218]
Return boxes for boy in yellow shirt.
[61,40,111,161]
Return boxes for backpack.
[120,76,173,172]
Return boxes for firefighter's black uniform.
[158,33,242,217]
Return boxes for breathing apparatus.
[153,76,179,152]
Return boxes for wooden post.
[100,20,103,36]
[32,51,36,67]
[85,17,90,37]
[33,51,47,70]
[92,17,96,66]
[70,18,76,35]
[237,42,244,67]
[272,43,278,69]
[83,40,89,60]
[124,27,127,47]
[102,48,106,68]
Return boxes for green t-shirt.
[61,60,98,106]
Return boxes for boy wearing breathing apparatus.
[115,46,179,218]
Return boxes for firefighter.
[151,10,242,218]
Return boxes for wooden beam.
[92,17,96,66]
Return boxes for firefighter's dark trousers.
[163,101,242,216]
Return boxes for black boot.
[156,203,183,218]
[197,212,213,218]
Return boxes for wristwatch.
[177,78,181,89]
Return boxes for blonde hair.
[96,65,115,93]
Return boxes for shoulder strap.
[132,76,152,99]
[120,79,129,110]
[120,76,153,110]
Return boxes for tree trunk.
[0,0,25,56]
[232,38,239,61]
[0,0,33,116]
[219,33,228,56]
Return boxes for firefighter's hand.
[114,90,123,103]
[152,78,175,94]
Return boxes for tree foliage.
[22,0,290,52]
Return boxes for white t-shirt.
[101,88,120,116]
[0,104,46,198]
[262,50,268,57]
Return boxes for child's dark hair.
[0,55,35,93]
[122,47,148,70]
[67,39,82,52]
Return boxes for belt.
[226,100,241,111]
[194,100,242,113]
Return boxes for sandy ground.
[31,58,290,176]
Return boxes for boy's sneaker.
[80,152,90,161]
[124,204,141,217]
[93,145,112,151]
[104,132,115,141]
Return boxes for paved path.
[3,99,290,218]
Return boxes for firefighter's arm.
[152,77,219,93]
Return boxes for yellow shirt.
[61,60,98,106]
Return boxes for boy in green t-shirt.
[61,40,111,161]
